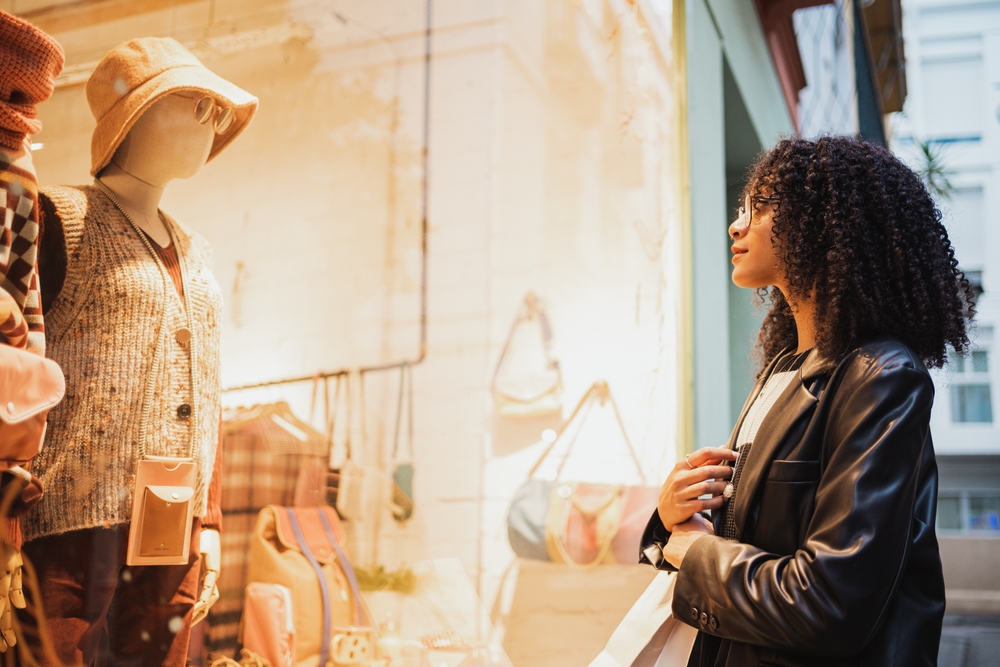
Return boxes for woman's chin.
[731,270,760,289]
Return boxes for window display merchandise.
[16,37,257,666]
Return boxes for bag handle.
[526,381,649,486]
[317,508,365,625]
[492,292,560,391]
[285,508,333,667]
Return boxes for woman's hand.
[662,513,715,569]
[657,447,736,532]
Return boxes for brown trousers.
[16,520,203,667]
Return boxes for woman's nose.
[729,217,744,239]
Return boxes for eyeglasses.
[736,194,780,220]
[192,95,235,135]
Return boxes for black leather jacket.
[640,338,945,667]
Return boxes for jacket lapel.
[711,351,788,534]
[731,349,825,537]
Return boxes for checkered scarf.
[0,156,43,352]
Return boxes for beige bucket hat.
[86,36,258,176]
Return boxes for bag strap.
[325,374,344,463]
[317,508,365,625]
[285,508,332,667]
[492,292,560,391]
[392,362,414,465]
[526,381,649,485]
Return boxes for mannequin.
[96,91,222,625]
[19,36,256,667]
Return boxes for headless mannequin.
[95,91,221,625]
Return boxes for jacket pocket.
[755,462,821,555]
[767,459,820,482]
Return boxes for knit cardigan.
[24,184,222,541]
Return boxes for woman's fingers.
[698,495,728,511]
[687,480,729,498]
[671,465,732,491]
[685,447,737,468]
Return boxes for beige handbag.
[247,505,375,667]
[126,456,197,565]
[0,344,64,469]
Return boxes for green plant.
[355,565,418,594]
[914,140,955,201]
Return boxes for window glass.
[950,384,993,423]
[949,350,966,373]
[967,496,1000,532]
[941,187,985,270]
[937,494,962,531]
[921,55,982,138]
[971,350,989,373]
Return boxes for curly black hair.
[742,136,973,373]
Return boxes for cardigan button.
[177,403,192,419]
[176,328,192,345]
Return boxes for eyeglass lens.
[194,96,235,134]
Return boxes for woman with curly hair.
[638,135,972,667]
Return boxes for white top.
[734,370,800,451]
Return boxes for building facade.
[891,0,1000,616]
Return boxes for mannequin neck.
[97,160,164,219]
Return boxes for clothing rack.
[223,0,432,393]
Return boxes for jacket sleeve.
[671,352,934,657]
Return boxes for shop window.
[949,345,993,423]
[938,491,1000,533]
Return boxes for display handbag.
[100,182,203,568]
[246,505,376,667]
[588,571,698,667]
[492,292,562,419]
[0,342,64,469]
[493,292,562,417]
[331,373,390,525]
[491,293,564,455]
[241,583,296,667]
[126,455,197,565]
[507,381,657,568]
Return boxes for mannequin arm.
[0,538,24,651]
[191,528,220,626]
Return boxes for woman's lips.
[731,246,747,263]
